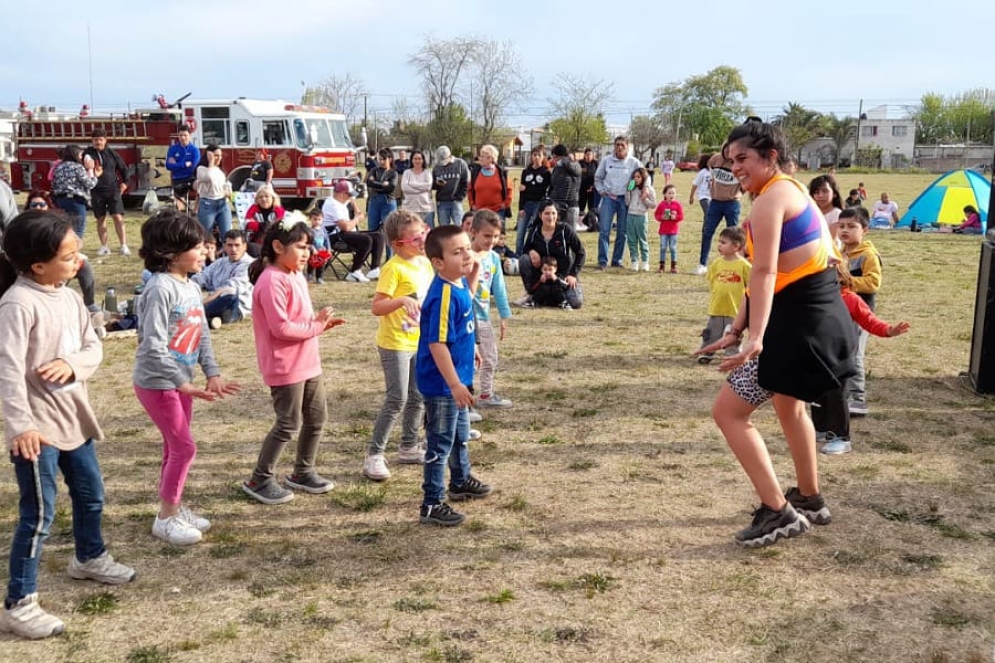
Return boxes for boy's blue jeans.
[7,440,106,603]
[421,396,471,506]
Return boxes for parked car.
[676,160,699,171]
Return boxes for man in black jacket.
[84,129,130,255]
[548,144,581,230]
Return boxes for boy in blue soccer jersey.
[416,226,492,526]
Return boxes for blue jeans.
[517,200,541,255]
[698,199,740,267]
[55,195,88,239]
[7,440,106,603]
[598,196,628,266]
[660,234,678,263]
[198,198,232,241]
[436,201,464,227]
[418,211,436,228]
[367,195,396,233]
[204,293,241,323]
[421,396,471,506]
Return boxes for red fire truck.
[12,97,363,207]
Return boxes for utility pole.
[854,98,863,166]
[361,92,370,151]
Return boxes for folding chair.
[325,234,357,280]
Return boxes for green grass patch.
[482,589,515,604]
[394,597,438,613]
[127,645,173,663]
[331,484,388,512]
[76,591,119,615]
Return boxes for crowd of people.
[0,116,940,639]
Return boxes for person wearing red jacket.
[467,144,511,228]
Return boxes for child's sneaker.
[0,593,65,640]
[820,435,852,455]
[178,505,211,532]
[467,408,483,423]
[784,487,832,525]
[468,429,482,441]
[734,502,810,548]
[641,262,651,272]
[396,446,425,464]
[152,514,202,546]
[697,354,714,365]
[96,245,111,257]
[67,551,136,585]
[448,475,492,501]
[120,244,131,256]
[362,454,391,481]
[848,400,869,417]
[419,502,465,527]
[285,473,335,494]
[241,480,295,505]
[478,393,512,408]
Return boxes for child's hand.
[206,375,241,398]
[400,296,421,318]
[499,318,508,341]
[11,430,50,460]
[178,381,218,401]
[715,338,763,372]
[37,359,74,385]
[322,317,347,332]
[451,383,474,409]
[888,321,910,337]
[315,306,337,323]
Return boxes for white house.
[855,105,916,168]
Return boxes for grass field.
[1,171,994,662]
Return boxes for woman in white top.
[400,149,435,227]
[195,144,233,243]
[809,175,843,243]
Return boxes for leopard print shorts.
[727,358,774,407]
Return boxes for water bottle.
[910,216,918,232]
[104,287,118,315]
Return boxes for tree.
[911,89,995,145]
[627,115,669,160]
[910,93,951,144]
[409,36,478,145]
[547,74,613,149]
[469,39,533,146]
[651,66,750,147]
[303,73,366,126]
[822,114,857,167]
[772,103,825,161]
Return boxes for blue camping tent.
[896,169,991,230]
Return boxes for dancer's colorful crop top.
[745,175,836,293]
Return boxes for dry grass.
[2,171,994,662]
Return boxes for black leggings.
[335,231,384,272]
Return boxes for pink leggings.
[134,386,196,505]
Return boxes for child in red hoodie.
[654,185,684,273]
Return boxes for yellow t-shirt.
[707,255,751,317]
[375,254,435,352]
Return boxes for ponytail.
[248,210,312,285]
[0,254,18,299]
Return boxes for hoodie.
[845,239,881,308]
[594,153,642,197]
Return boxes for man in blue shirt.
[165,126,200,211]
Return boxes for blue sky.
[5,0,995,127]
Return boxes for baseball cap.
[333,180,356,196]
[436,145,452,162]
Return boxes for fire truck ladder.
[20,119,152,142]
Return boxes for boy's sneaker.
[468,429,481,441]
[641,262,651,272]
[419,502,465,527]
[68,551,136,585]
[396,446,425,464]
[697,354,714,365]
[559,301,573,310]
[512,294,532,307]
[478,393,513,408]
[120,245,131,256]
[285,473,335,494]
[629,262,640,271]
[96,245,111,257]
[152,514,203,546]
[815,430,830,444]
[820,435,852,455]
[346,270,370,283]
[315,277,325,284]
[848,400,869,417]
[362,454,391,481]
[178,505,211,532]
[467,408,483,423]
[693,264,708,275]
[0,593,65,640]
[734,502,811,548]
[241,480,295,505]
[448,475,492,501]
[784,487,832,525]
[365,267,380,280]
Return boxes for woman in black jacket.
[365,147,398,234]
[520,200,585,309]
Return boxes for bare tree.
[547,74,614,150]
[627,115,669,160]
[470,39,533,145]
[304,73,366,126]
[409,36,478,121]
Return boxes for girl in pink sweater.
[242,212,346,505]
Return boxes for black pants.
[335,231,384,272]
[519,259,583,309]
[811,386,849,438]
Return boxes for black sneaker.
[785,487,831,525]
[734,502,811,548]
[448,475,492,501]
[286,473,335,494]
[419,502,465,527]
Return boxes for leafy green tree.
[911,89,995,145]
[627,115,668,160]
[546,74,613,150]
[651,66,750,146]
[821,114,857,167]
[772,103,824,161]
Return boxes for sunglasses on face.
[29,202,48,209]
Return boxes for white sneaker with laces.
[478,393,513,408]
[178,505,211,532]
[152,514,202,545]
[513,294,532,307]
[363,453,391,481]
[120,245,131,256]
[96,245,111,257]
[693,264,708,275]
[347,270,370,283]
[68,551,136,585]
[641,262,651,272]
[629,262,640,271]
[396,446,426,464]
[365,267,380,280]
[0,593,65,640]
[468,408,483,423]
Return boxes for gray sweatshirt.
[191,253,254,319]
[134,272,220,390]
[0,277,103,450]
[595,154,643,197]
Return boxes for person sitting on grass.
[191,229,254,328]
[954,205,983,234]
[528,255,570,309]
[517,200,585,309]
[243,186,286,258]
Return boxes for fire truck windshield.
[294,118,353,150]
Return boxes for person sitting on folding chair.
[321,180,384,283]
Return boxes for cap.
[436,145,452,162]
[333,180,356,196]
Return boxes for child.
[697,227,751,364]
[844,189,863,209]
[242,212,345,504]
[811,263,910,456]
[470,210,513,408]
[493,231,519,276]
[654,184,684,273]
[417,225,491,526]
[460,210,475,233]
[306,208,332,284]
[838,207,882,416]
[0,212,135,640]
[857,182,868,201]
[134,210,240,545]
[660,154,675,186]
[954,205,982,234]
[530,256,570,308]
[364,210,433,482]
[625,167,657,271]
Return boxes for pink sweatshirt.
[251,266,325,387]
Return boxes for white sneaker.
[152,514,202,546]
[346,270,370,283]
[365,267,380,280]
[396,446,425,464]
[693,264,708,276]
[178,505,211,532]
[512,294,532,307]
[478,393,513,408]
[641,262,651,272]
[468,429,482,441]
[67,551,136,585]
[363,453,391,481]
[0,593,65,640]
[629,262,640,271]
[96,245,111,257]
[120,245,131,256]
[468,408,483,423]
